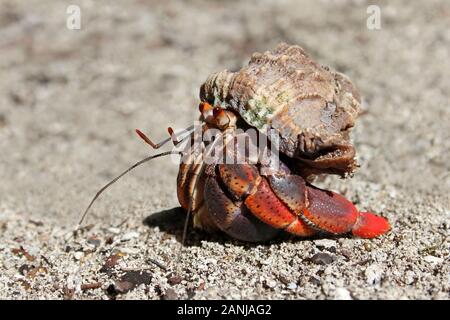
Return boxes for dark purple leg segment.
[203,176,279,242]
[303,185,359,234]
[268,174,307,214]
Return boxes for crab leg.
[302,185,390,238]
[203,175,279,242]
[202,164,316,240]
[201,163,390,240]
[301,185,359,234]
[352,211,391,238]
[266,174,390,238]
[244,178,316,237]
[177,150,205,213]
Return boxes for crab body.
[176,43,390,242]
[177,115,389,242]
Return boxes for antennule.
[136,125,195,149]
[135,129,158,148]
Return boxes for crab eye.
[213,107,224,118]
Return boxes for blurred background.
[0,0,448,224]
[0,0,448,300]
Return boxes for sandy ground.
[0,0,448,300]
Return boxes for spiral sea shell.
[200,43,362,177]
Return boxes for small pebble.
[168,275,183,285]
[18,264,31,276]
[309,276,321,286]
[204,258,217,265]
[314,239,337,249]
[121,231,140,241]
[230,291,241,299]
[87,237,101,247]
[278,275,290,285]
[113,270,153,294]
[162,288,178,300]
[112,281,134,294]
[423,255,443,264]
[310,252,335,265]
[365,264,383,285]
[119,247,140,255]
[404,270,416,285]
[107,227,121,234]
[197,264,207,271]
[105,236,114,245]
[73,252,83,260]
[207,274,216,282]
[334,287,352,300]
[265,280,277,288]
[340,248,352,259]
[186,289,196,299]
[286,282,297,290]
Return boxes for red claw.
[299,184,390,238]
[352,211,391,238]
[303,186,359,234]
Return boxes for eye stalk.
[199,102,213,114]
[212,107,231,129]
[199,102,237,129]
[212,106,224,118]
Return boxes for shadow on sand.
[143,206,235,247]
[142,206,327,248]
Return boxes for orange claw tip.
[352,212,391,238]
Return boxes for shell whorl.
[200,70,236,108]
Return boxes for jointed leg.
[204,163,389,239]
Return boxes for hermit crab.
[82,43,390,242]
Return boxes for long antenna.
[79,151,182,225]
